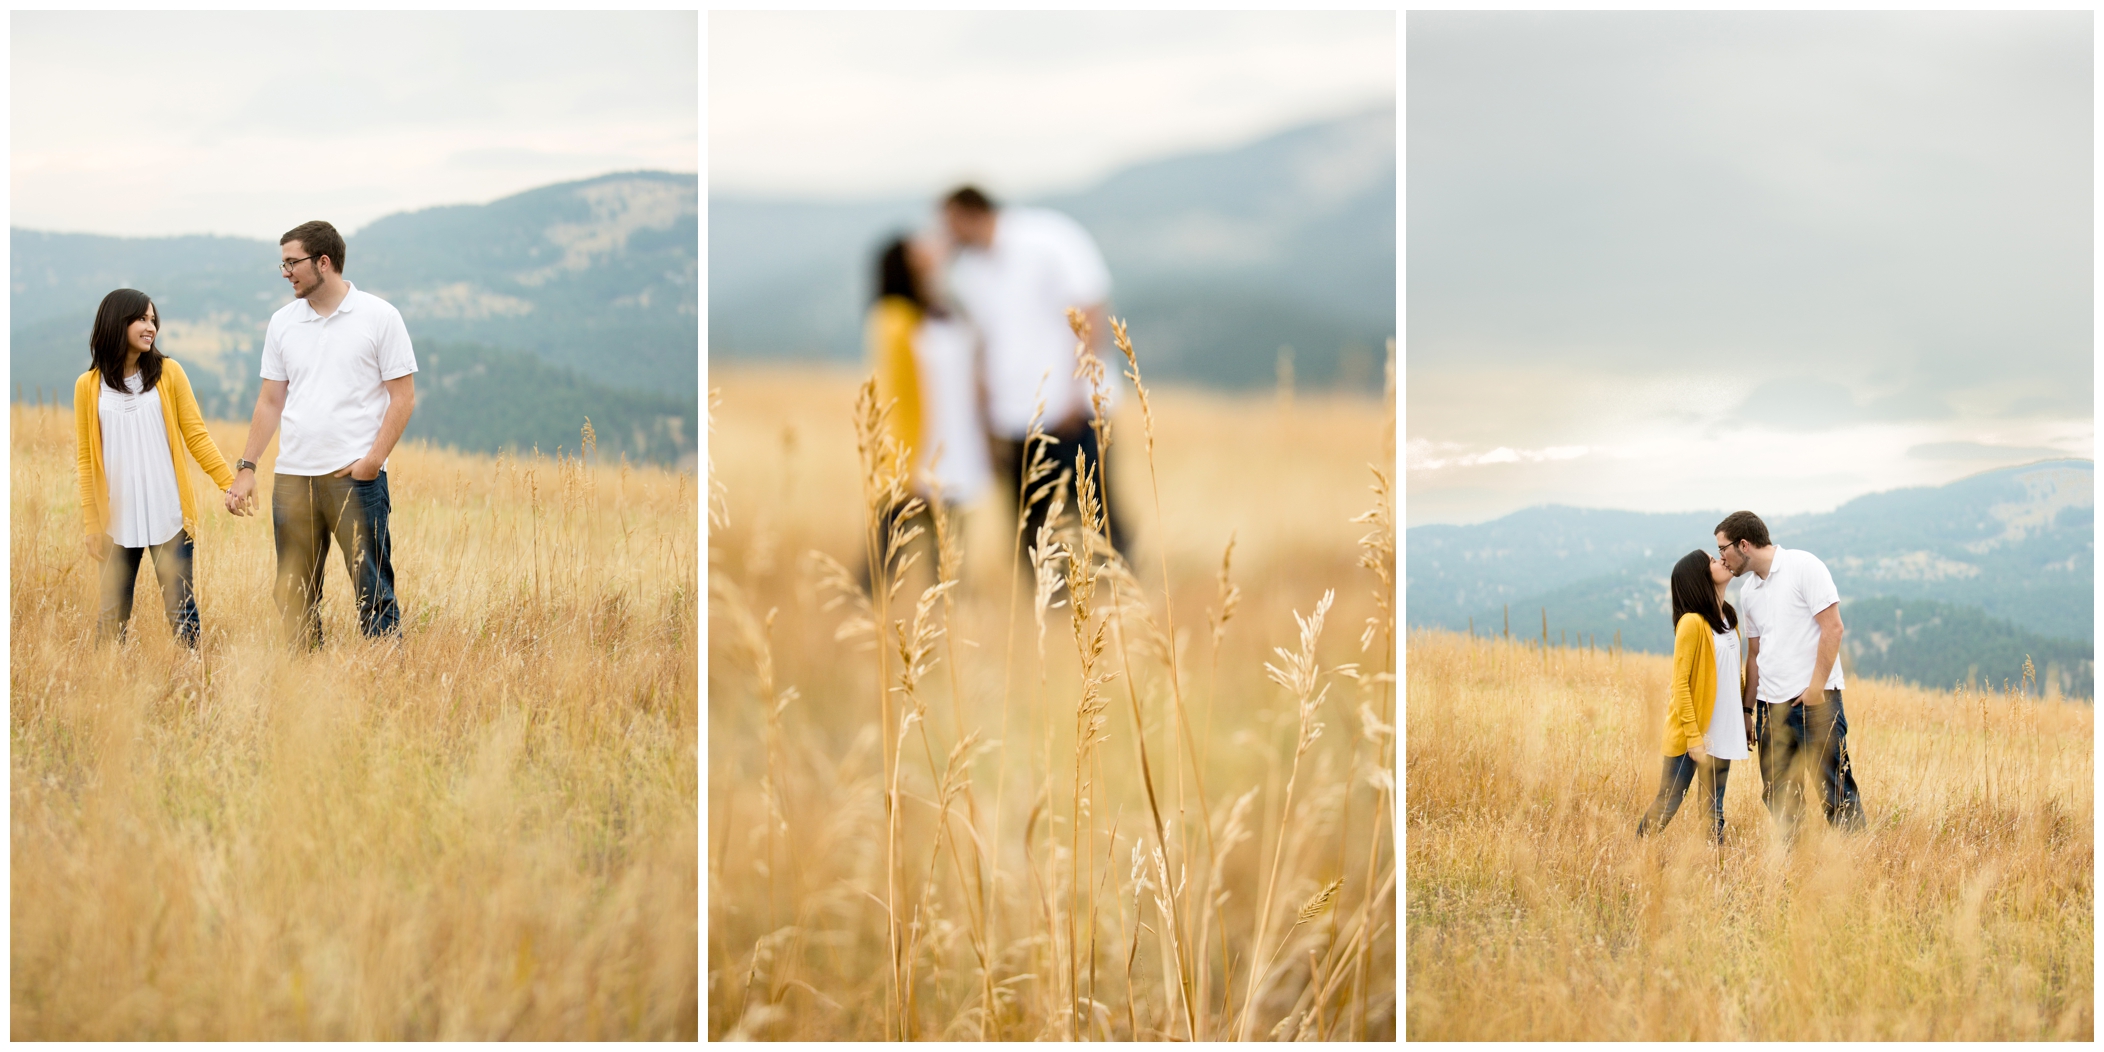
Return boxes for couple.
[863,185,1129,577]
[1637,511,1867,842]
[75,220,416,650]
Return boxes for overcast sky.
[1408,12,2092,527]
[709,11,1395,200]
[12,11,697,240]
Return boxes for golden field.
[10,402,697,1038]
[706,360,1396,1039]
[1406,628,2092,1040]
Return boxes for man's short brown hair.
[280,220,346,274]
[943,186,995,214]
[1715,510,1771,548]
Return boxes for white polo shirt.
[260,282,418,476]
[1741,547,1845,701]
[947,207,1114,438]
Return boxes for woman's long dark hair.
[1669,549,1737,634]
[90,288,164,394]
[874,235,944,316]
[875,236,921,307]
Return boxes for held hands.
[226,471,258,517]
[83,533,110,562]
[1687,742,1710,765]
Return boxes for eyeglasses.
[279,254,317,274]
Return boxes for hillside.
[1406,460,2094,692]
[10,402,698,1037]
[708,361,1395,1039]
[1844,595,2091,700]
[11,171,697,463]
[1407,629,2092,1040]
[707,106,1396,391]
[410,342,694,467]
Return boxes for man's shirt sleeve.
[1801,553,1841,616]
[377,308,418,381]
[1740,585,1761,638]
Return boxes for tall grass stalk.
[1068,310,1199,1039]
[1237,589,1335,1040]
[707,362,1395,1039]
[13,404,697,1038]
[1407,629,2090,1040]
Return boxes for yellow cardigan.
[865,296,924,478]
[1662,612,1722,757]
[75,359,236,544]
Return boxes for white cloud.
[1406,13,2089,527]
[11,11,697,239]
[708,11,1394,200]
[1406,415,2092,527]
[1410,439,1589,472]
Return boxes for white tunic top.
[912,313,994,505]
[946,207,1115,438]
[98,372,184,548]
[1705,627,1749,760]
[1741,547,1846,701]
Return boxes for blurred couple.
[863,185,1129,582]
[74,220,416,651]
[1637,511,1866,844]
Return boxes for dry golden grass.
[707,354,1396,1040]
[1406,628,2093,1040]
[10,402,697,1039]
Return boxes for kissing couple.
[1637,511,1867,843]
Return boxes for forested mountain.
[409,342,691,464]
[12,171,697,465]
[1843,596,2091,700]
[708,106,1396,392]
[1408,460,2094,698]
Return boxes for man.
[941,185,1129,561]
[226,220,417,646]
[1716,510,1866,834]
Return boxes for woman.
[74,289,237,648]
[1636,548,1750,842]
[862,234,993,582]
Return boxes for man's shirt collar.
[295,281,359,322]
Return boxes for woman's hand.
[83,534,109,562]
[1688,742,1710,765]
[227,475,258,516]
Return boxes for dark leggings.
[97,528,198,648]
[1637,753,1732,842]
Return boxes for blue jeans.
[1757,691,1866,833]
[1637,753,1732,842]
[97,528,198,648]
[272,471,400,646]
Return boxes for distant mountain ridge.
[1407,460,2094,696]
[708,106,1396,391]
[10,171,697,464]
